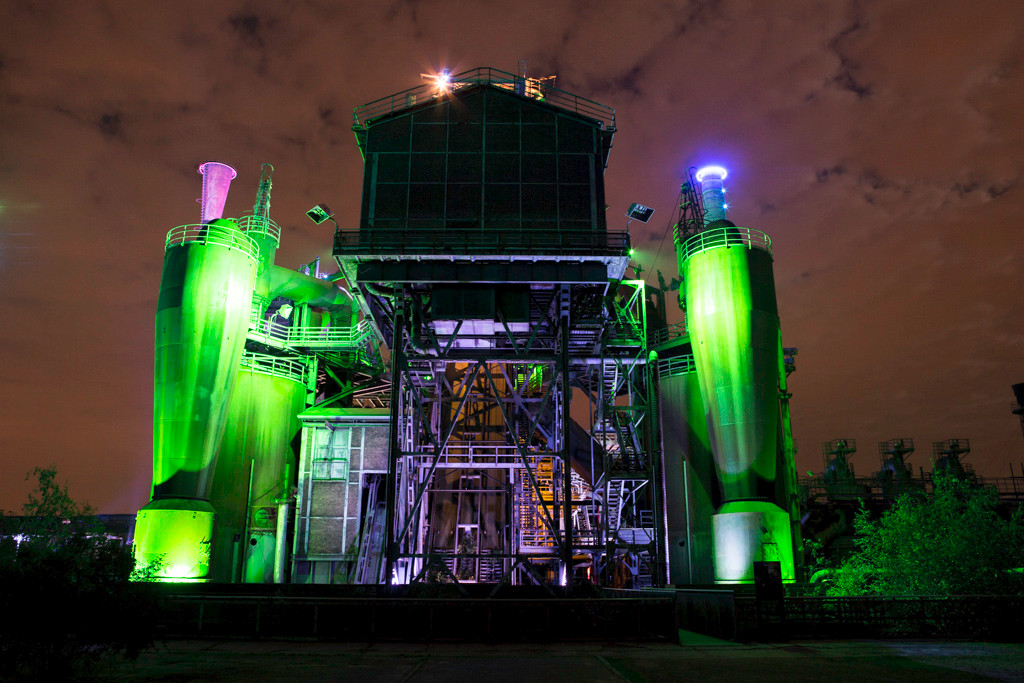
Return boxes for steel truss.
[353,275,662,589]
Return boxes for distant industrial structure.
[144,66,1007,588]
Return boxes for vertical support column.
[778,339,802,578]
[648,349,667,587]
[384,300,406,588]
[559,287,573,592]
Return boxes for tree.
[825,474,1024,596]
[0,466,158,679]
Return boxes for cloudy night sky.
[0,0,1022,513]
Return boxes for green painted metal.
[209,368,307,582]
[712,500,795,582]
[678,225,795,584]
[681,228,780,500]
[150,219,259,500]
[133,498,215,581]
[135,218,258,581]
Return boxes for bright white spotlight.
[420,68,454,94]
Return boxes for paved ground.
[108,634,1024,682]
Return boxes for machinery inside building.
[133,67,803,588]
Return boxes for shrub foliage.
[826,474,1024,596]
[0,466,158,679]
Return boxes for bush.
[825,474,1024,596]
[0,467,159,679]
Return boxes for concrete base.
[134,499,216,582]
[712,501,794,583]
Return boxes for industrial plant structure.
[133,67,801,588]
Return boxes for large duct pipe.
[268,266,354,311]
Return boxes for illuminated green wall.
[659,362,717,584]
[151,225,258,500]
[678,229,796,584]
[682,241,780,500]
[134,499,215,581]
[209,369,307,582]
[712,500,795,582]
[136,220,258,581]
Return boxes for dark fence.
[157,594,677,642]
[737,595,1024,640]
[604,588,737,640]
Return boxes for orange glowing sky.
[0,0,1022,512]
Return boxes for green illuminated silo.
[675,166,795,584]
[209,359,308,583]
[658,353,717,584]
[134,165,260,581]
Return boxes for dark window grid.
[412,121,449,153]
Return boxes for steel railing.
[250,317,376,350]
[353,67,615,131]
[677,226,772,262]
[235,215,282,247]
[165,224,260,262]
[334,227,629,257]
[649,321,687,347]
[239,352,309,384]
[659,354,696,378]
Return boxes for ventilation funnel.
[198,161,237,224]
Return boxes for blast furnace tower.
[132,67,801,589]
[332,68,661,587]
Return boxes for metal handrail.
[649,321,688,347]
[250,316,375,350]
[239,352,309,384]
[677,226,772,262]
[334,227,630,257]
[235,215,282,247]
[165,224,260,262]
[659,354,696,378]
[353,67,615,130]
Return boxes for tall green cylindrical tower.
[134,163,260,582]
[676,166,794,583]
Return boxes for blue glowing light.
[695,165,728,183]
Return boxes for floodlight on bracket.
[306,203,338,229]
[626,202,655,225]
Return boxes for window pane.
[485,124,519,153]
[485,154,519,183]
[412,123,447,152]
[331,460,349,480]
[410,154,446,183]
